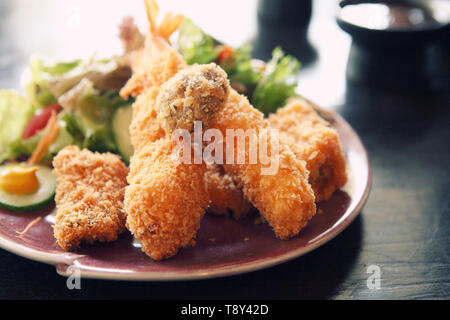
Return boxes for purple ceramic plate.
[0,107,371,281]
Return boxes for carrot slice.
[28,111,59,165]
[16,217,42,237]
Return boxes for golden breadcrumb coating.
[52,146,128,251]
[204,165,252,220]
[157,64,229,133]
[269,98,348,202]
[125,138,209,260]
[212,90,317,240]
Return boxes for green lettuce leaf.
[251,47,301,115]
[59,89,130,155]
[177,18,220,65]
[42,60,82,77]
[0,90,36,162]
[61,112,117,153]
[24,57,81,107]
[221,44,262,95]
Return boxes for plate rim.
[0,109,372,281]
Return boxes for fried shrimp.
[53,146,128,251]
[120,0,187,151]
[269,98,348,202]
[121,0,194,260]
[125,63,230,260]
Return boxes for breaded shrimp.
[52,146,128,251]
[269,98,348,202]
[125,63,230,260]
[120,0,186,150]
[204,165,252,220]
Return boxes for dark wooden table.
[0,0,449,300]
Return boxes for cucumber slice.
[112,105,134,164]
[0,165,56,212]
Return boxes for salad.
[0,16,301,212]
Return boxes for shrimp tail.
[157,12,185,40]
[144,0,184,40]
[144,0,159,35]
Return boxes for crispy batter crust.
[269,98,348,202]
[52,146,128,251]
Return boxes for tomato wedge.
[22,104,61,139]
[218,45,234,65]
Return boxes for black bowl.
[336,0,450,90]
[336,0,450,48]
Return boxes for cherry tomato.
[218,45,234,65]
[22,104,61,139]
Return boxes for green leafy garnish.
[177,18,220,65]
[24,57,81,107]
[221,45,262,95]
[0,90,36,162]
[42,60,82,77]
[177,20,301,116]
[252,47,301,115]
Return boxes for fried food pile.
[125,64,230,260]
[51,0,347,259]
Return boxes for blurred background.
[0,0,351,107]
[1,0,448,107]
